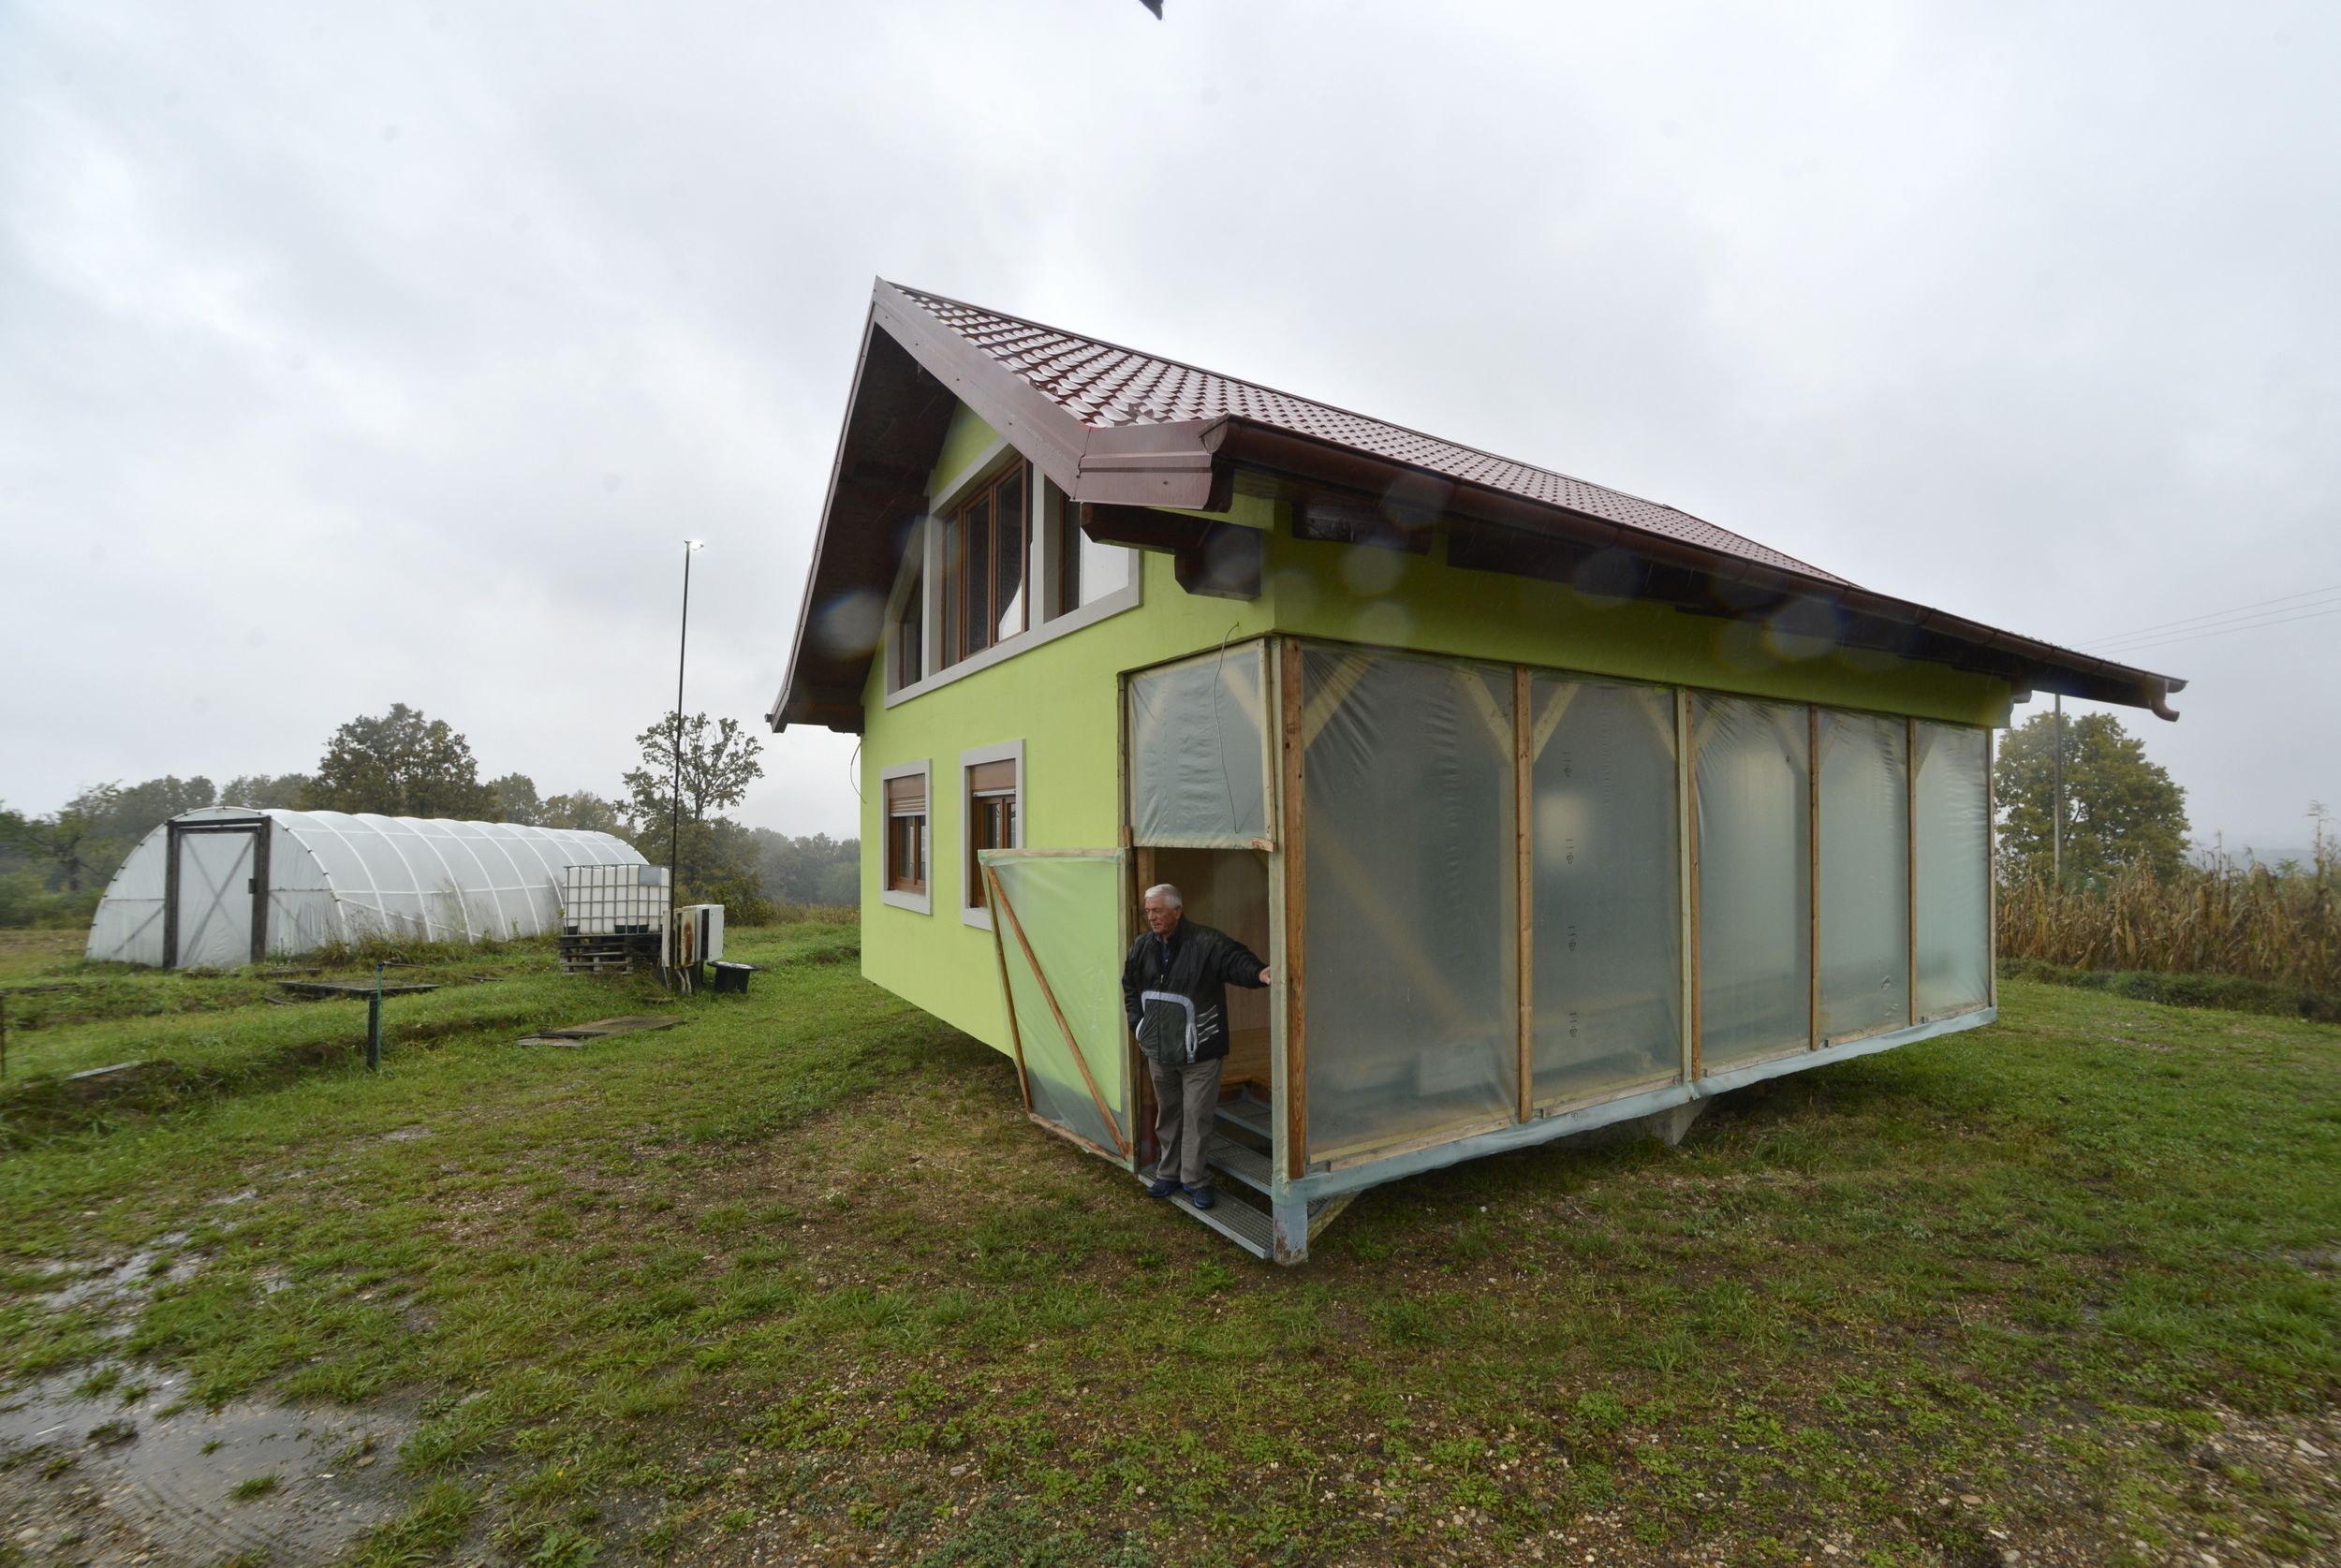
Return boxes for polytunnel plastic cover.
[1302,648,1516,1159]
[980,849,1130,1158]
[1128,643,1270,846]
[1817,711,1910,1041]
[1694,695,1812,1068]
[1529,679,1683,1104]
[1914,723,1993,1018]
[84,808,644,966]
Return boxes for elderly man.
[1122,883,1271,1211]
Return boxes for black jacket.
[1122,919,1268,1067]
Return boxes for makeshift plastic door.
[979,849,1131,1160]
[1694,696,1812,1068]
[1913,723,1992,1018]
[1129,643,1270,845]
[1303,649,1517,1158]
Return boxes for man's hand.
[1259,966,1274,985]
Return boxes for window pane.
[1694,695,1812,1069]
[961,493,993,659]
[994,468,1026,641]
[1530,680,1682,1105]
[898,565,923,688]
[1818,711,1909,1040]
[1076,526,1133,606]
[1057,498,1082,617]
[937,517,959,667]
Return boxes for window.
[959,741,1023,928]
[894,561,924,691]
[880,763,930,914]
[940,463,1029,667]
[1050,490,1134,620]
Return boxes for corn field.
[1999,838,2339,994]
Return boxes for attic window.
[940,462,1029,667]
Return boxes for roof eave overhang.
[1204,419,2186,720]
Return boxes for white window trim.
[876,758,932,915]
[959,739,1024,931]
[884,471,1142,711]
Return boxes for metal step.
[1134,1173,1274,1259]
[1215,1092,1273,1142]
[1205,1134,1272,1196]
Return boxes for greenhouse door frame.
[162,814,272,968]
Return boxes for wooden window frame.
[940,462,1031,669]
[878,759,931,915]
[959,740,1023,931]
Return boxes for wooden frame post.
[1279,638,1308,1180]
[982,869,1036,1115]
[1514,665,1534,1121]
[1808,705,1821,1050]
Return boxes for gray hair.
[1141,883,1184,909]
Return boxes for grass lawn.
[2,918,2337,1566]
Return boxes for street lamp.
[673,540,704,910]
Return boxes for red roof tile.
[893,286,1849,586]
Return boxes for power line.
[2088,594,2341,655]
[2079,580,2341,649]
[2084,602,2341,658]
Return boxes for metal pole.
[366,961,383,1073]
[2052,694,2064,891]
[672,541,693,906]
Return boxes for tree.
[12,784,125,893]
[302,704,498,819]
[622,712,765,888]
[1995,710,2190,887]
[489,772,543,826]
[539,791,626,835]
[220,773,312,810]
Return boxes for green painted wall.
[860,537,1275,1056]
[856,401,2011,1059]
[1263,530,2010,727]
[928,403,1003,497]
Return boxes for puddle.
[32,1235,200,1327]
[0,1361,409,1566]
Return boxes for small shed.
[85,807,644,968]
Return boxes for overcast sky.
[4,1,2336,853]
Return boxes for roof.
[769,279,2185,731]
[891,286,1848,586]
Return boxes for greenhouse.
[85,807,645,968]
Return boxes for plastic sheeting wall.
[1529,680,1682,1104]
[1914,723,1993,1018]
[1694,696,1812,1067]
[1303,649,1517,1157]
[85,809,644,965]
[1817,711,1910,1041]
[983,851,1129,1156]
[1129,643,1269,846]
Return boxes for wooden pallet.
[557,933,661,975]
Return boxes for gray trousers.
[1146,1055,1224,1189]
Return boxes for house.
[768,280,2183,1263]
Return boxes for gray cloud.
[3,0,2335,850]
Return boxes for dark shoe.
[1146,1177,1179,1199]
[1186,1184,1216,1211]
